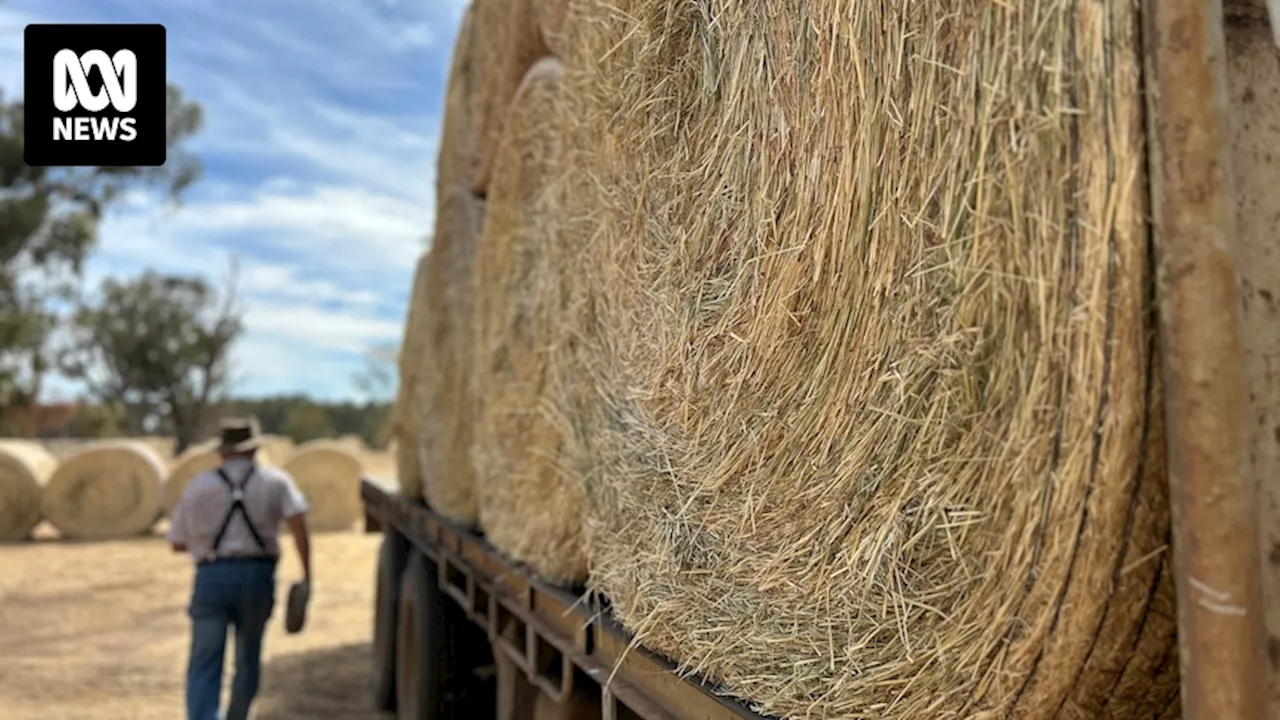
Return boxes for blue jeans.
[186,558,277,720]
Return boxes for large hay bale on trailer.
[472,58,586,585]
[438,6,482,196]
[417,187,486,524]
[162,441,279,517]
[282,440,364,532]
[41,441,165,540]
[469,0,549,194]
[561,0,1177,717]
[391,252,433,500]
[535,0,570,58]
[0,440,58,541]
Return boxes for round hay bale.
[473,58,586,584]
[41,441,165,540]
[416,187,486,524]
[259,434,295,464]
[0,440,58,541]
[469,0,549,194]
[535,0,570,58]
[392,251,433,500]
[437,5,482,196]
[282,440,364,532]
[161,443,278,517]
[562,1,1175,718]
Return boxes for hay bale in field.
[0,440,58,541]
[417,187,486,524]
[472,58,586,584]
[259,434,295,464]
[561,0,1176,717]
[162,443,279,517]
[41,441,165,540]
[438,6,482,196]
[469,0,549,194]
[282,440,363,532]
[391,251,433,500]
[535,0,569,58]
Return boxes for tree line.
[0,85,396,453]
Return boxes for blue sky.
[1,0,469,401]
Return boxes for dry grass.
[561,0,1177,717]
[537,0,571,58]
[472,57,587,585]
[471,0,550,194]
[391,252,434,501]
[0,530,388,719]
[417,187,487,524]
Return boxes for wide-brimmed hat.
[217,417,262,453]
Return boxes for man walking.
[168,418,312,720]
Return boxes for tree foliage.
[0,86,203,411]
[60,269,244,453]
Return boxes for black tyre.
[372,529,409,711]
[396,552,446,719]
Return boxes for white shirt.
[168,457,309,562]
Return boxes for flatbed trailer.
[362,477,774,720]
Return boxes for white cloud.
[0,0,464,400]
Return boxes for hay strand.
[281,440,364,532]
[470,0,550,194]
[41,441,165,540]
[473,57,586,584]
[0,440,57,541]
[416,186,486,523]
[561,0,1176,716]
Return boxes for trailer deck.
[362,477,773,720]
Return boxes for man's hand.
[170,542,187,553]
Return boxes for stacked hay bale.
[41,441,165,540]
[0,440,58,541]
[282,440,364,532]
[438,5,481,195]
[162,440,278,517]
[390,252,433,499]
[559,0,1177,718]
[470,0,549,193]
[416,188,486,523]
[472,58,587,584]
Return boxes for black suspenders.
[210,465,268,556]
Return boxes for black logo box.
[23,23,167,168]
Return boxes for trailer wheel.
[372,529,408,711]
[396,552,446,719]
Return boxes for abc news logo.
[24,24,166,167]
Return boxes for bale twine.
[472,58,586,584]
[282,440,364,532]
[0,440,57,541]
[162,443,278,517]
[392,251,433,500]
[438,5,482,196]
[561,1,1176,717]
[535,0,570,58]
[416,187,486,523]
[41,441,165,540]
[470,0,549,194]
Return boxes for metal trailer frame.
[366,0,1275,716]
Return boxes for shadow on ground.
[255,642,392,719]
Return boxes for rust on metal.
[1143,0,1270,717]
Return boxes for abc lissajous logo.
[24,24,167,167]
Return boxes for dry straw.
[391,251,433,500]
[282,440,364,532]
[162,440,278,517]
[536,0,570,58]
[41,441,165,540]
[0,440,57,541]
[438,5,482,196]
[470,0,550,194]
[561,0,1177,717]
[472,57,586,585]
[416,186,486,524]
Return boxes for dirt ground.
[0,527,392,719]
